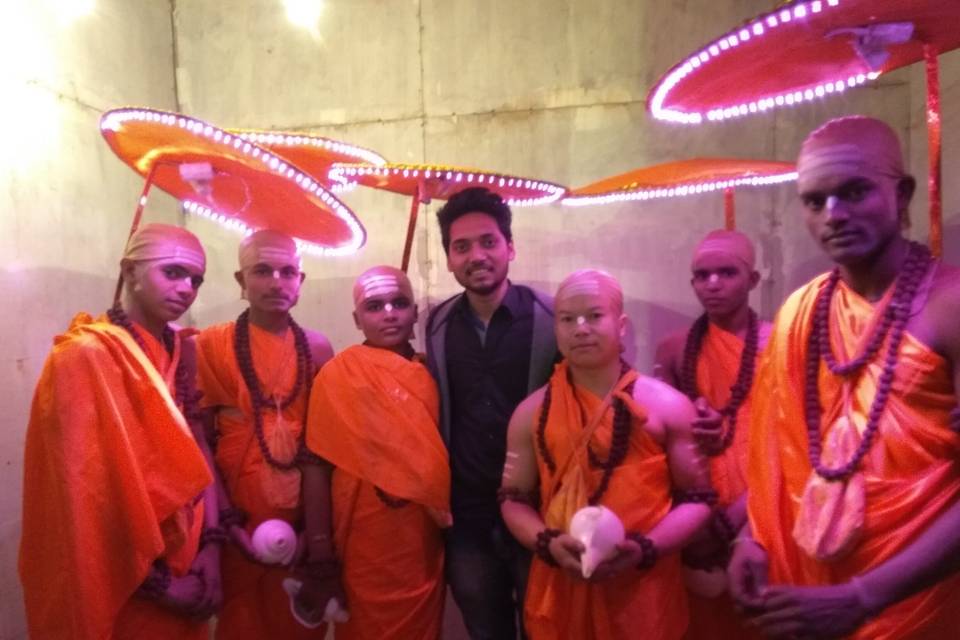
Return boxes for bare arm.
[653,333,684,388]
[306,330,335,374]
[301,460,336,562]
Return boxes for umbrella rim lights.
[232,129,388,167]
[647,0,882,125]
[100,108,366,257]
[328,162,568,207]
[562,171,798,207]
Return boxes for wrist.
[850,576,885,618]
[626,532,658,570]
[535,528,562,567]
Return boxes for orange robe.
[684,323,761,640]
[526,362,688,640]
[20,313,211,640]
[306,344,449,640]
[196,321,316,640]
[748,274,960,639]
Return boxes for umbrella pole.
[724,187,736,230]
[924,44,942,257]
[113,163,159,306]
[401,184,420,273]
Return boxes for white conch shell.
[282,578,351,627]
[252,519,297,566]
[569,505,625,579]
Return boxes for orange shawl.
[306,345,449,640]
[196,321,315,640]
[526,362,687,640]
[748,274,960,639]
[20,313,211,640]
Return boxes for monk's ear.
[618,313,628,339]
[352,310,361,330]
[896,176,916,228]
[298,272,306,285]
[748,270,761,290]
[234,270,245,289]
[120,259,138,285]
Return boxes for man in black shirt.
[426,187,557,640]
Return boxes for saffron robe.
[748,273,960,639]
[684,323,762,640]
[20,313,211,640]
[306,345,449,640]
[526,362,688,640]
[196,321,316,640]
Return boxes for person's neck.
[839,236,909,302]
[465,279,510,325]
[367,340,415,360]
[248,307,290,335]
[568,358,623,399]
[121,298,166,342]
[706,303,752,338]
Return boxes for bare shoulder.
[510,386,547,438]
[303,328,335,367]
[632,374,695,426]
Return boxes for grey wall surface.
[2,1,957,638]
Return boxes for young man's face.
[236,259,304,314]
[555,292,625,370]
[446,212,515,295]
[797,159,909,265]
[128,259,204,323]
[353,291,417,349]
[690,253,757,319]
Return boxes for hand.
[728,537,769,613]
[159,573,206,617]
[548,533,585,577]
[589,538,645,582]
[749,583,869,639]
[185,544,222,619]
[295,574,346,619]
[691,397,725,455]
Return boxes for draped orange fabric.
[684,323,761,640]
[20,313,211,640]
[196,321,316,640]
[748,274,960,639]
[526,362,688,640]
[306,345,449,640]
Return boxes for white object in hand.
[569,505,625,579]
[252,519,297,566]
[282,578,350,627]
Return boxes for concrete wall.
[1,1,957,638]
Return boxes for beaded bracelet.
[626,532,658,570]
[200,525,229,548]
[496,486,539,507]
[673,487,719,507]
[136,560,172,600]
[219,506,247,529]
[535,528,562,567]
[709,508,738,544]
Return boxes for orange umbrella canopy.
[231,129,387,182]
[647,0,960,125]
[100,108,366,256]
[328,162,567,206]
[562,158,796,206]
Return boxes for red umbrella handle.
[724,187,736,230]
[113,162,159,305]
[401,183,420,273]
[924,44,942,257]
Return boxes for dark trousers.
[446,519,531,640]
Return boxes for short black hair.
[436,187,513,254]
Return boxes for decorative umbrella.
[328,162,567,271]
[230,129,387,182]
[646,0,960,254]
[562,158,797,229]
[100,108,366,261]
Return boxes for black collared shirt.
[445,283,534,524]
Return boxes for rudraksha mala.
[535,528,562,567]
[107,306,200,419]
[536,361,636,505]
[680,309,759,455]
[136,559,172,600]
[496,485,540,508]
[804,242,931,481]
[626,532,657,570]
[673,487,719,507]
[199,525,229,548]
[233,309,314,471]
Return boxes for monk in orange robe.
[196,229,333,640]
[20,223,219,639]
[500,269,712,640]
[654,230,770,639]
[730,116,960,639]
[296,266,450,639]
